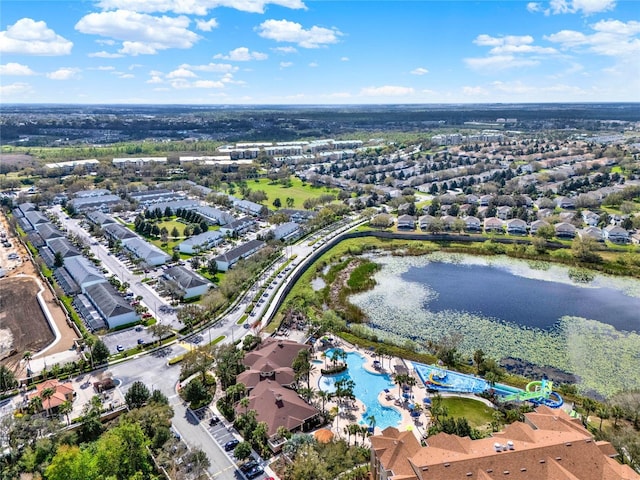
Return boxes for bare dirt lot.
[0,211,78,376]
[0,276,53,358]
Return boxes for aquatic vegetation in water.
[349,253,640,398]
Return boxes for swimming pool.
[318,350,402,429]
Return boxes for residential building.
[189,205,235,226]
[239,339,310,391]
[85,210,116,227]
[219,217,256,237]
[483,217,504,233]
[603,225,630,243]
[505,218,527,235]
[103,223,137,242]
[68,194,123,213]
[496,206,512,220]
[530,220,550,235]
[463,216,481,232]
[28,379,75,413]
[277,209,318,223]
[397,215,416,230]
[370,406,639,480]
[578,227,604,242]
[178,230,224,254]
[555,196,576,209]
[122,237,171,266]
[44,159,99,174]
[112,157,167,168]
[63,256,107,293]
[85,282,139,328]
[232,198,265,216]
[35,223,64,243]
[214,239,265,272]
[270,222,302,241]
[419,215,435,231]
[161,265,210,299]
[555,222,577,238]
[582,210,600,227]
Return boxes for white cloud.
[214,47,268,61]
[465,55,540,71]
[169,78,224,89]
[75,10,200,55]
[147,75,164,84]
[410,67,428,75]
[0,18,73,56]
[527,2,543,12]
[196,18,218,31]
[341,56,349,61]
[280,61,293,68]
[167,67,198,78]
[96,0,307,15]
[193,80,224,88]
[96,39,116,46]
[462,86,489,96]
[273,46,297,54]
[0,82,32,97]
[360,85,415,97]
[180,62,238,73]
[467,33,555,72]
[0,63,35,76]
[545,20,640,58]
[116,72,135,78]
[549,0,615,14]
[257,19,341,48]
[89,51,124,58]
[46,67,80,80]
[308,62,318,67]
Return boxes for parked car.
[240,460,259,473]
[224,439,239,452]
[209,416,220,426]
[116,345,124,352]
[245,466,264,479]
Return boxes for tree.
[171,226,179,238]
[183,377,212,408]
[0,365,17,392]
[190,256,201,270]
[94,421,151,479]
[148,322,173,346]
[572,236,602,263]
[45,445,97,480]
[273,197,282,209]
[23,351,33,376]
[91,339,110,365]
[125,381,151,409]
[286,197,295,208]
[180,345,215,384]
[292,348,313,391]
[536,223,555,240]
[184,448,210,477]
[234,441,252,462]
[54,251,64,268]
[206,258,218,276]
[59,400,73,425]
[581,397,598,427]
[150,389,169,405]
[41,386,56,417]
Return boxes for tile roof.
[371,407,639,480]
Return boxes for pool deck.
[312,340,430,443]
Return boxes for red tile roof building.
[370,406,639,480]
[28,379,75,412]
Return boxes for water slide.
[501,379,558,405]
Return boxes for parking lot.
[191,407,271,480]
[102,324,155,354]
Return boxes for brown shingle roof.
[243,339,310,372]
[235,380,319,437]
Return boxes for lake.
[349,253,640,398]
[403,261,640,333]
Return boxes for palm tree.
[239,397,250,416]
[581,398,597,428]
[317,390,331,415]
[59,400,73,425]
[23,351,33,377]
[28,394,42,412]
[394,373,409,398]
[611,405,624,428]
[367,414,376,433]
[597,406,610,432]
[41,386,56,417]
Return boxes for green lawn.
[441,397,495,428]
[231,177,340,210]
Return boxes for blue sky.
[1,0,639,104]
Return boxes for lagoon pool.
[318,350,402,429]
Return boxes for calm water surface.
[403,262,640,332]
